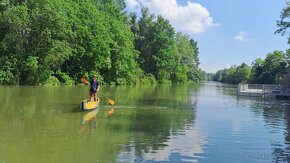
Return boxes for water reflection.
[107,108,115,116]
[118,126,207,162]
[262,104,290,162]
[80,108,100,133]
[238,97,290,162]
[218,82,290,163]
[117,84,204,162]
[3,83,290,162]
[82,108,99,124]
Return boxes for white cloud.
[125,0,139,9]
[234,31,247,42]
[117,126,207,162]
[125,0,219,34]
[234,31,255,42]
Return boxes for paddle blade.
[81,77,89,85]
[107,108,115,116]
[108,98,115,106]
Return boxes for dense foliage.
[129,8,203,84]
[0,0,203,85]
[212,51,290,84]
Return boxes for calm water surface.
[0,82,290,162]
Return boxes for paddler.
[89,75,100,101]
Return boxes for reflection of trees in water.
[120,84,200,160]
[0,85,201,162]
[257,102,290,162]
[270,106,290,162]
[233,89,290,162]
[0,86,128,162]
[106,82,201,102]
[216,84,237,96]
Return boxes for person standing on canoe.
[90,76,100,101]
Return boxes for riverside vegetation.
[0,0,204,86]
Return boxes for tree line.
[212,2,290,85]
[211,51,290,84]
[0,0,204,85]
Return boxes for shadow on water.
[71,105,82,113]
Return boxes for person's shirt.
[90,80,99,92]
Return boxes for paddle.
[80,77,115,106]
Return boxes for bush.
[56,70,74,85]
[137,73,157,84]
[44,76,61,86]
[159,79,172,84]
[171,66,188,83]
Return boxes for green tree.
[250,58,265,83]
[213,70,223,82]
[214,51,289,84]
[0,1,204,85]
[0,3,29,84]
[276,2,290,43]
[151,16,177,82]
[263,51,288,83]
[99,0,141,84]
[173,32,200,83]
[135,7,155,75]
[236,63,252,83]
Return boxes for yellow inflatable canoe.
[81,98,100,111]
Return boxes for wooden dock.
[238,84,290,99]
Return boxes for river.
[0,82,290,162]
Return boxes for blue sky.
[125,0,289,73]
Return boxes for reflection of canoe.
[81,98,100,111]
[82,108,99,124]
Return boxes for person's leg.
[93,93,96,101]
[89,92,93,101]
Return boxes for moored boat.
[81,98,100,111]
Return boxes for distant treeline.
[211,2,290,85]
[211,51,290,84]
[0,0,204,85]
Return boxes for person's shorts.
[90,91,96,95]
